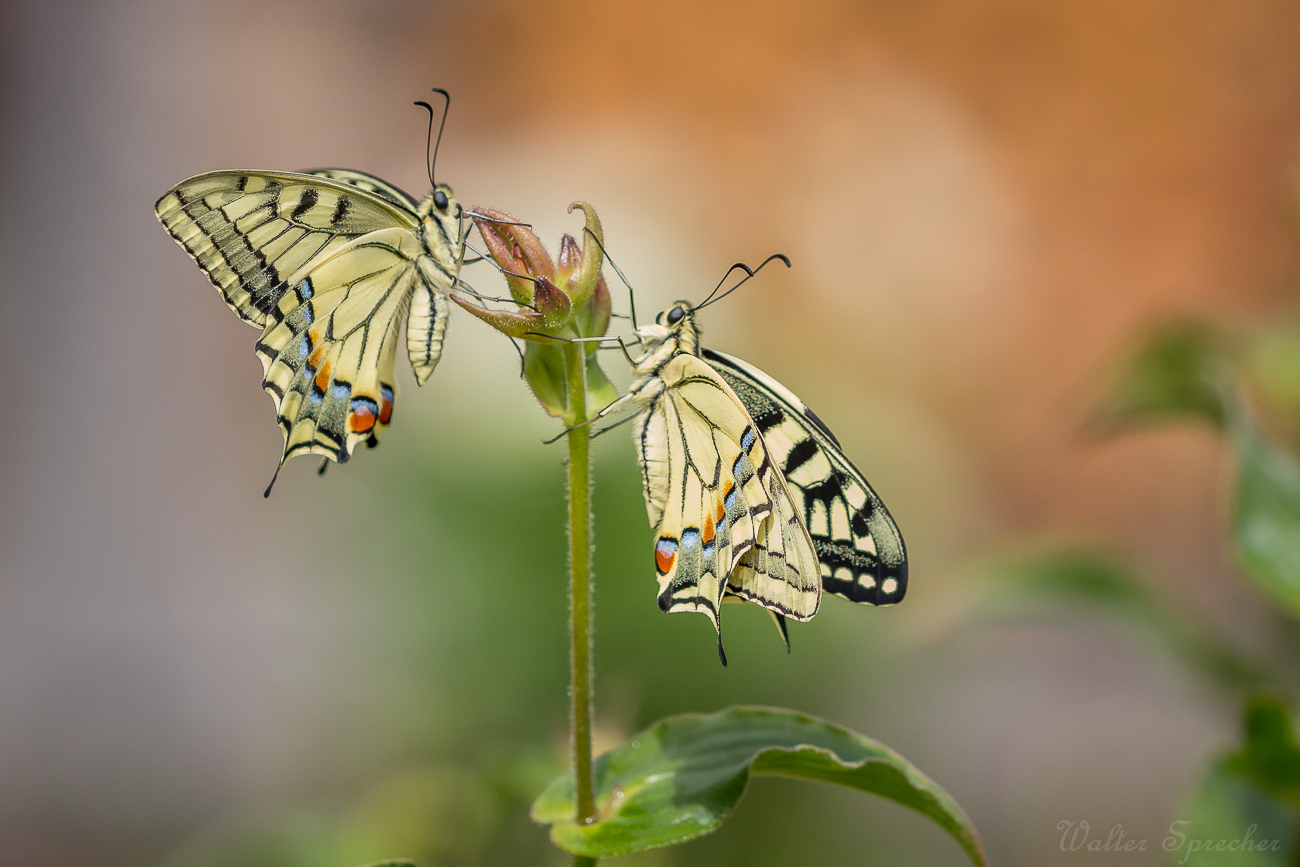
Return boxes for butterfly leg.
[542,389,641,445]
[589,411,640,441]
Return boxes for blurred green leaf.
[1176,698,1300,866]
[1223,698,1300,811]
[531,705,986,865]
[1245,326,1300,440]
[1095,323,1228,430]
[1233,420,1300,621]
[982,548,1265,692]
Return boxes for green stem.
[565,341,597,831]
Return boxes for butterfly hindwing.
[727,466,822,620]
[256,228,422,464]
[641,355,821,632]
[702,348,908,605]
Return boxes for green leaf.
[531,705,986,865]
[1222,698,1300,811]
[1244,326,1300,439]
[1095,323,1229,430]
[1233,420,1300,620]
[1176,698,1300,866]
[981,547,1265,692]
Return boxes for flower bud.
[470,207,556,306]
[561,202,604,310]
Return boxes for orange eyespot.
[349,398,377,433]
[655,538,678,575]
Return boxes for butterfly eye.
[433,190,449,210]
[666,306,685,325]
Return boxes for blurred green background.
[3,0,1300,864]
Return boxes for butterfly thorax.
[624,302,703,406]
[415,183,465,290]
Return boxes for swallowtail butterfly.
[599,300,908,663]
[155,95,464,495]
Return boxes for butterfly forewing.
[304,168,422,212]
[640,355,820,631]
[701,348,908,605]
[156,171,419,327]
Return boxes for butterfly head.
[417,183,465,268]
[634,300,701,358]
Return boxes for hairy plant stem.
[565,341,597,843]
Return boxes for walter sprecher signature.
[1058,820,1284,863]
[1058,821,1148,853]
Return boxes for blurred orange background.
[2,0,1299,865]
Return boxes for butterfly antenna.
[413,100,437,189]
[413,87,450,188]
[582,227,639,329]
[695,253,791,311]
[696,262,754,309]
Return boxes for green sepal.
[585,353,618,416]
[531,705,986,865]
[524,342,569,420]
[524,342,618,422]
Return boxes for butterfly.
[594,286,907,664]
[154,94,465,496]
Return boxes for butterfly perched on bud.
[595,261,907,664]
[155,91,466,495]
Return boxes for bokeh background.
[2,0,1300,864]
